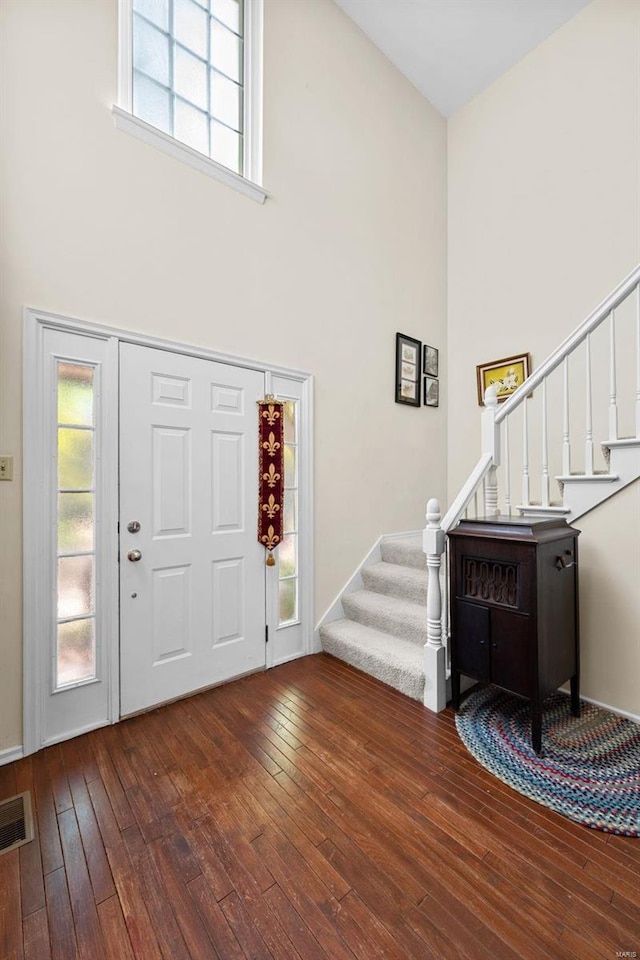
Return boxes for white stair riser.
[559,442,640,519]
[519,443,640,520]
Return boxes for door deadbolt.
[127,549,142,562]
[127,520,141,533]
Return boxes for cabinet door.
[490,608,532,698]
[454,601,490,681]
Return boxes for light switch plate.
[0,456,14,480]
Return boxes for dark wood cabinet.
[448,516,581,754]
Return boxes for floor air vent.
[0,791,34,855]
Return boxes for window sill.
[112,106,269,205]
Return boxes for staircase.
[320,536,428,701]
[318,264,640,712]
[521,438,640,520]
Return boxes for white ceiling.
[333,0,592,116]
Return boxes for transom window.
[115,0,264,200]
[133,0,244,173]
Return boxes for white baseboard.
[41,718,110,748]
[313,529,424,652]
[558,686,640,724]
[0,745,24,767]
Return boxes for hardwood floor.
[0,653,638,960]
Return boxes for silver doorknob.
[127,520,141,533]
[127,549,142,562]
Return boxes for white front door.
[119,343,267,716]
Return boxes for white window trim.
[264,374,313,669]
[114,0,268,205]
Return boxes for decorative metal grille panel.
[463,557,519,607]
[0,791,34,856]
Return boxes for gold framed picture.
[476,353,531,405]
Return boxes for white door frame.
[23,307,314,755]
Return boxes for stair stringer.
[560,440,639,521]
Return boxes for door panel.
[119,343,266,716]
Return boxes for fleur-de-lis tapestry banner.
[257,397,284,566]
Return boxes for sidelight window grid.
[278,400,299,626]
[132,0,245,175]
[54,362,100,691]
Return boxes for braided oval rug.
[455,687,640,836]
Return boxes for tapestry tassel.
[266,551,276,567]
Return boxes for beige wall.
[448,0,640,715]
[0,0,447,749]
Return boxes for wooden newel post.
[423,498,446,712]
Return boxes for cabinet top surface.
[449,515,581,543]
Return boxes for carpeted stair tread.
[342,589,428,646]
[380,535,426,570]
[361,561,428,605]
[320,619,424,701]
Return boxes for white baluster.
[473,490,478,518]
[562,356,571,476]
[585,334,594,475]
[504,417,511,516]
[423,499,446,712]
[636,284,640,438]
[484,466,499,517]
[522,398,530,506]
[541,379,550,507]
[481,384,500,517]
[609,309,618,441]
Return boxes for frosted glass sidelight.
[210,70,241,131]
[58,493,94,553]
[283,490,297,534]
[57,363,94,426]
[175,45,208,111]
[211,0,241,34]
[57,619,95,687]
[174,0,208,58]
[133,0,169,31]
[283,401,296,443]
[210,120,241,172]
[175,98,209,154]
[133,15,170,86]
[134,72,171,133]
[210,20,241,82]
[58,555,95,620]
[279,535,297,578]
[58,428,93,491]
[284,444,296,488]
[279,579,297,624]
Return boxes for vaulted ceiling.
[333,0,592,116]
